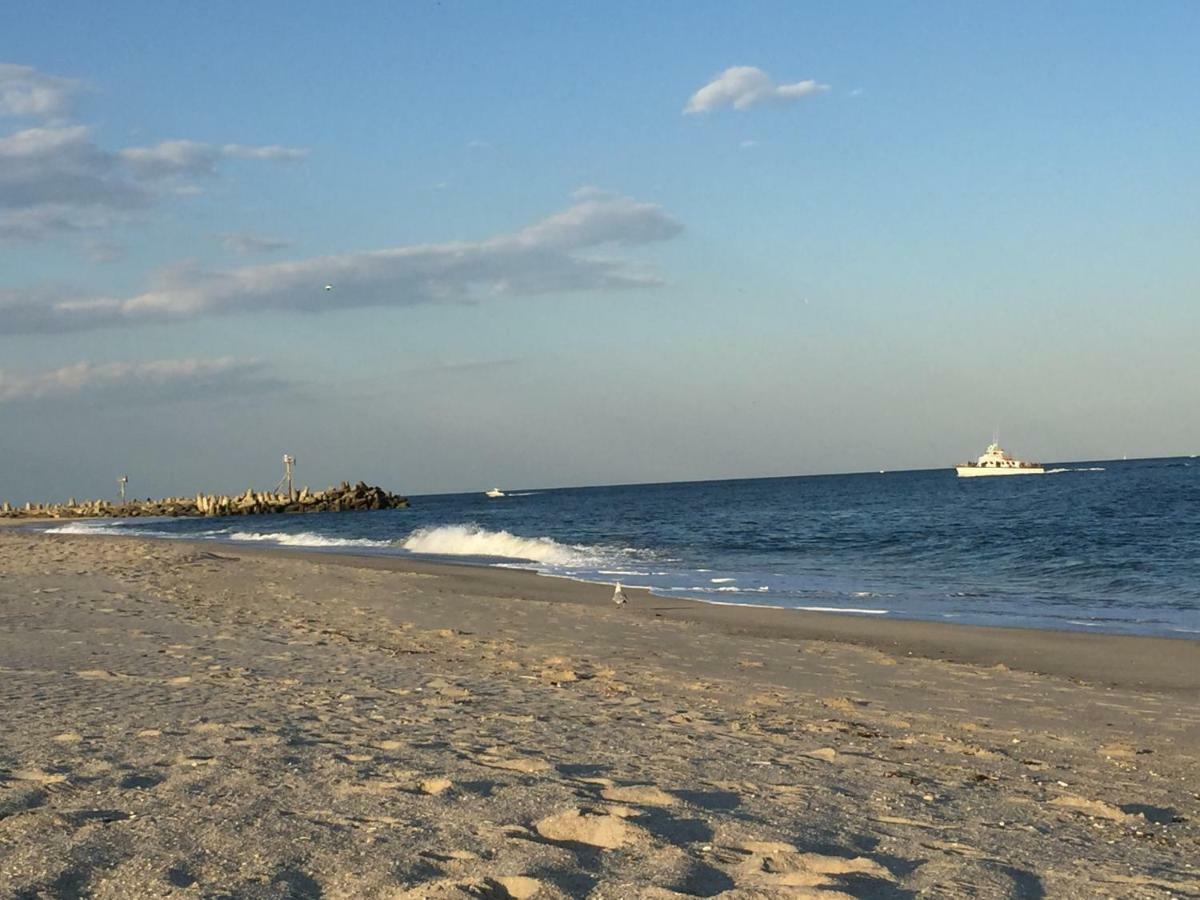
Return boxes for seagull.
[324,284,333,291]
[613,582,628,607]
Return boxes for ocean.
[43,457,1199,638]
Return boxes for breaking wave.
[43,521,133,536]
[227,531,393,549]
[400,523,594,566]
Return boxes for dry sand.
[0,529,1197,898]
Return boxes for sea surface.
[44,457,1200,637]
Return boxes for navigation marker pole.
[118,475,128,503]
[282,454,296,499]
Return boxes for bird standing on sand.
[613,582,628,607]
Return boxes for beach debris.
[613,582,628,606]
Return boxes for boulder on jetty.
[0,481,408,520]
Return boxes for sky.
[2,1,1198,502]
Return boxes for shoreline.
[227,542,1200,695]
[17,506,1199,644]
[34,528,1200,694]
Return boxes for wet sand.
[1,529,1197,898]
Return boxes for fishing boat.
[956,443,1044,477]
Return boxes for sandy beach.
[1,528,1197,899]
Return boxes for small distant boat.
[956,443,1044,477]
[484,488,506,498]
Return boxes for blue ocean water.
[44,458,1200,637]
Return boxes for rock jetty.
[0,481,409,520]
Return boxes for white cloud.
[119,139,308,179]
[220,143,309,162]
[0,357,280,404]
[740,139,759,149]
[684,66,829,114]
[218,232,293,255]
[0,192,684,334]
[0,64,309,243]
[571,185,614,201]
[0,63,84,118]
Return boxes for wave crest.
[401,524,586,565]
[43,522,134,536]
[227,531,392,549]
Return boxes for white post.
[282,455,295,499]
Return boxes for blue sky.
[2,1,1198,500]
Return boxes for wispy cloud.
[84,238,124,263]
[402,358,519,375]
[0,192,684,334]
[0,357,283,404]
[0,62,84,119]
[0,63,308,243]
[684,66,829,114]
[116,140,304,180]
[218,232,293,255]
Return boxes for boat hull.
[956,466,1045,477]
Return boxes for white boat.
[484,488,505,498]
[955,443,1044,477]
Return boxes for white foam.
[227,531,392,549]
[42,521,172,538]
[710,577,736,583]
[400,523,591,566]
[43,522,125,535]
[796,606,889,615]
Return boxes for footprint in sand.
[420,777,453,796]
[600,784,677,806]
[477,755,553,774]
[720,839,895,892]
[534,807,649,849]
[1048,794,1127,820]
[9,768,69,786]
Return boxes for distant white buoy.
[613,582,628,607]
